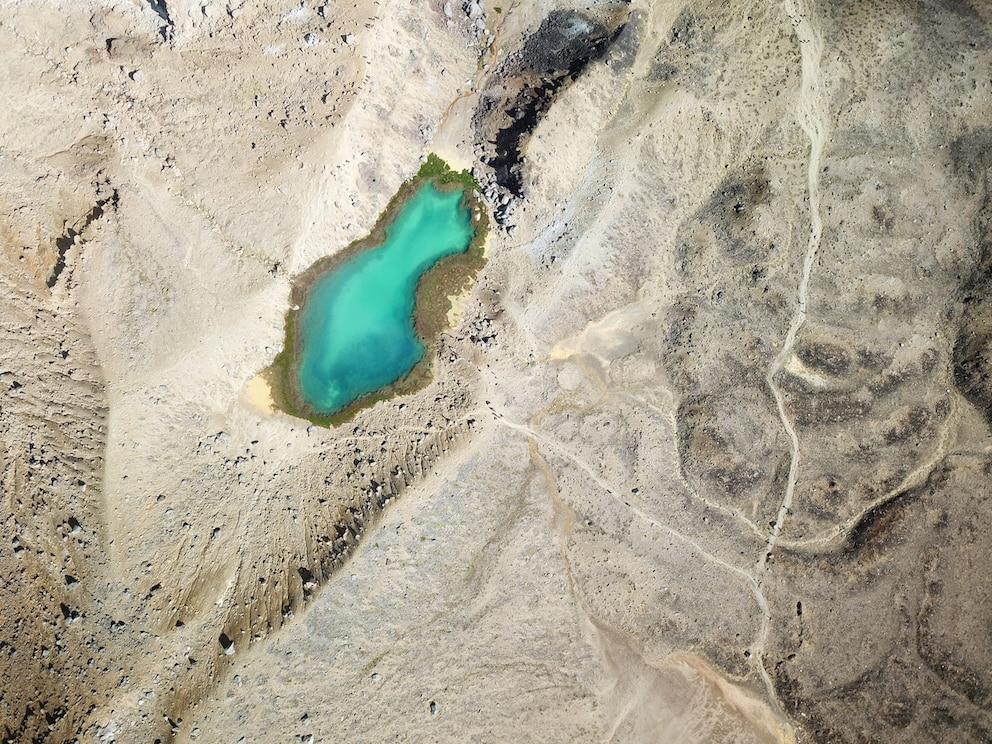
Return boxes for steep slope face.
[0,246,114,742]
[2,0,486,739]
[0,27,126,737]
[4,0,992,742]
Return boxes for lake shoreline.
[265,155,489,427]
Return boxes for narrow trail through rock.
[763,0,826,562]
[487,407,757,585]
[488,407,788,718]
[776,397,960,554]
[750,0,827,720]
[623,392,769,543]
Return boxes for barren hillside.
[2,0,991,742]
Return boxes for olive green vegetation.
[265,154,489,427]
[416,153,481,192]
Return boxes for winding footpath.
[751,0,829,719]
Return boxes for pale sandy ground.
[3,0,992,742]
[244,374,276,415]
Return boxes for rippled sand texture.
[1,0,991,742]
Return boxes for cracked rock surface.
[2,0,992,742]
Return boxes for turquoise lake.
[297,182,474,414]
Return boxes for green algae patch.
[266,155,488,427]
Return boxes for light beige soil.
[2,0,992,742]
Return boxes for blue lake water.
[297,182,474,414]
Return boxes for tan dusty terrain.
[2,0,992,742]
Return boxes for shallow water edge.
[265,155,489,427]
